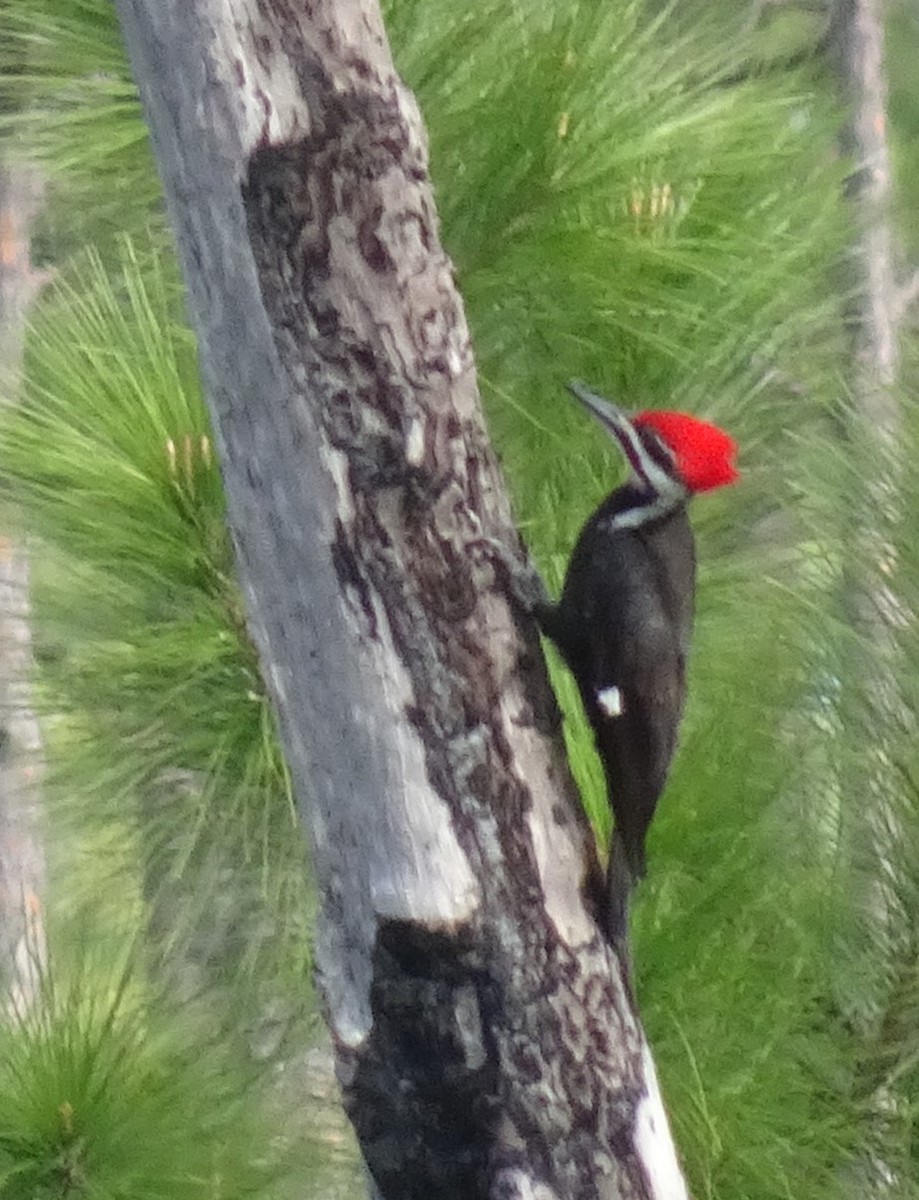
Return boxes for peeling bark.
[114,2,691,1196]
[0,161,48,1016]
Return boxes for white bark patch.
[454,983,487,1071]
[525,794,595,944]
[322,441,355,523]
[596,685,623,718]
[266,660,289,706]
[482,590,595,946]
[212,4,310,148]
[347,601,479,891]
[305,444,480,1048]
[489,1168,561,1200]
[633,1044,690,1200]
[405,417,425,467]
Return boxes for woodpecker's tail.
[604,829,637,946]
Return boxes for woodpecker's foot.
[471,536,552,615]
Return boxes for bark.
[114,2,691,1197]
[831,2,911,1190]
[831,0,909,1022]
[0,160,48,1016]
[836,0,899,395]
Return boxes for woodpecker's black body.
[522,380,738,946]
[536,482,695,943]
[493,383,736,944]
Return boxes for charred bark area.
[115,2,691,1195]
[345,920,647,1200]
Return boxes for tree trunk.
[114,2,691,1196]
[831,0,909,1022]
[831,2,912,1191]
[0,160,48,1016]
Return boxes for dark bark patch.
[330,519,378,639]
[344,919,498,1200]
[358,205,395,273]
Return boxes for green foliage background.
[3,0,919,1197]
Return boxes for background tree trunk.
[832,0,909,1023]
[0,159,47,1016]
[114,1,691,1195]
[831,1,914,1192]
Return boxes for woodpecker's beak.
[568,381,632,435]
[567,381,646,478]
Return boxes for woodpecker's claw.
[471,536,552,614]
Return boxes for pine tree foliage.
[0,949,290,1200]
[4,0,919,1196]
[2,240,314,996]
[0,0,158,248]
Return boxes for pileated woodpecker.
[527,383,739,943]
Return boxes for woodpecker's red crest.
[567,382,739,504]
[634,410,739,494]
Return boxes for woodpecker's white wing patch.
[596,685,624,717]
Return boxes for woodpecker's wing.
[575,509,695,878]
[587,611,686,880]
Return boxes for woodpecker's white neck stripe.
[612,415,678,498]
[567,382,689,531]
[604,484,686,532]
[607,409,688,529]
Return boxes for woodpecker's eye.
[639,427,677,473]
